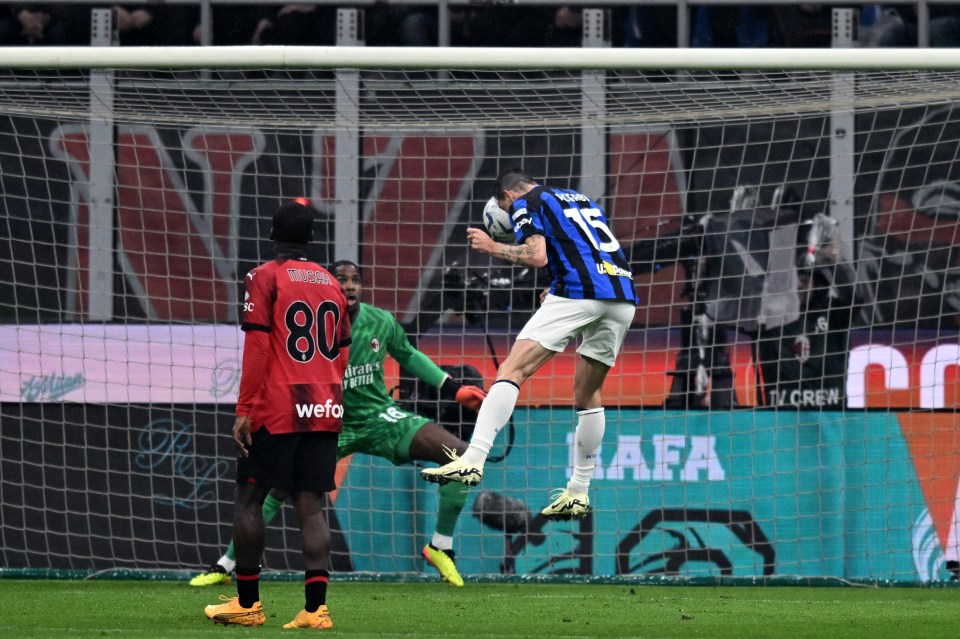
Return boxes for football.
[481,197,515,243]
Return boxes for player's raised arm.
[473,195,547,267]
[467,227,547,268]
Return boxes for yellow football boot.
[189,564,231,587]
[283,605,333,629]
[203,595,264,626]
[422,544,464,587]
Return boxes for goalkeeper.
[191,259,486,588]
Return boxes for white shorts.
[516,294,636,367]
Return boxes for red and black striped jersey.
[239,256,351,434]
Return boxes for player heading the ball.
[421,167,639,521]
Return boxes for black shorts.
[236,427,338,495]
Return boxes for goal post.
[2,31,960,584]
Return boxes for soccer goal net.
[2,13,959,584]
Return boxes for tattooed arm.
[466,227,547,268]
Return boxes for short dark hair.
[269,201,315,244]
[493,167,535,200]
[328,259,361,278]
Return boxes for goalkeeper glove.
[440,376,487,412]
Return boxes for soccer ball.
[482,197,515,243]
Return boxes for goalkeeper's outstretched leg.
[408,422,473,586]
[190,562,232,587]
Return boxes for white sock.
[461,380,520,465]
[218,555,236,573]
[566,407,605,495]
[431,533,453,551]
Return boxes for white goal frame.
[4,43,960,71]
[4,7,960,583]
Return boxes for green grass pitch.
[4,580,960,638]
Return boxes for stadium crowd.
[0,4,583,47]
[3,3,958,48]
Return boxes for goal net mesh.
[2,61,959,583]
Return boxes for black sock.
[304,569,329,612]
[235,565,261,608]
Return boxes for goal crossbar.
[3,45,960,71]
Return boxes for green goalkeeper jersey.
[342,302,448,426]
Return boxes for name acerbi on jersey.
[295,399,344,419]
[286,268,332,284]
[556,192,589,203]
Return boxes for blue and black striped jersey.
[511,185,640,304]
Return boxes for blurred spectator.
[863,4,960,47]
[190,5,336,47]
[618,6,678,47]
[368,5,583,48]
[252,4,336,45]
[114,6,194,46]
[691,6,770,47]
[450,6,566,47]
[620,5,780,48]
[544,7,582,47]
[191,6,265,46]
[0,5,89,45]
[768,5,835,47]
[367,7,436,46]
[450,6,513,46]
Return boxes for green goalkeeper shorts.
[337,405,430,466]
